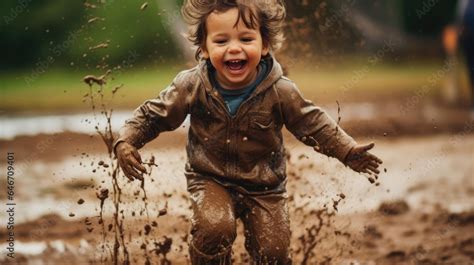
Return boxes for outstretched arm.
[277,78,356,163]
[114,71,195,180]
[277,78,383,174]
[115,83,191,149]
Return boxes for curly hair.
[181,0,286,60]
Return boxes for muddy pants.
[187,178,291,264]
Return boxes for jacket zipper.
[208,92,233,177]
[210,89,262,179]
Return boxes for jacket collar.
[197,54,283,96]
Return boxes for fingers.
[118,158,135,181]
[358,142,375,153]
[124,164,143,180]
[368,153,383,164]
[357,157,380,174]
[118,155,141,181]
[358,159,370,172]
[359,167,371,174]
[132,149,147,174]
[116,145,146,181]
[349,159,368,173]
[123,168,135,181]
[367,164,380,174]
[126,156,145,180]
[347,143,375,162]
[121,167,135,181]
[368,159,380,172]
[347,145,384,181]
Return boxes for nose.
[227,40,242,54]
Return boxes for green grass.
[289,60,470,102]
[1,60,470,113]
[1,65,184,113]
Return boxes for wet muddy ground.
[1,129,473,264]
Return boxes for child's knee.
[254,242,291,264]
[190,217,236,255]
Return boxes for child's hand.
[345,143,382,175]
[115,142,147,181]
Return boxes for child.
[114,0,382,264]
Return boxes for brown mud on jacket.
[114,55,357,194]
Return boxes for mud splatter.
[112,84,123,94]
[87,17,104,24]
[378,200,410,216]
[89,43,109,50]
[83,70,111,87]
[140,177,150,220]
[158,206,167,217]
[82,64,168,265]
[297,208,335,264]
[96,188,109,222]
[85,72,130,264]
[151,237,173,264]
[84,2,97,9]
[332,193,345,212]
[335,100,341,135]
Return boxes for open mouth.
[225,59,247,71]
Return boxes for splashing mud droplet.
[84,2,97,8]
[159,208,167,217]
[87,16,104,24]
[112,84,123,94]
[144,224,152,235]
[89,43,109,50]
[82,70,111,87]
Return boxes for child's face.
[202,8,269,89]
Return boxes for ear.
[262,43,269,56]
[201,46,209,59]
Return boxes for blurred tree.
[401,0,458,36]
[0,0,180,71]
[0,0,462,71]
[72,0,180,70]
[0,0,84,70]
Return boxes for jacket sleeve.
[113,70,194,151]
[276,77,357,163]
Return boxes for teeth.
[226,59,246,71]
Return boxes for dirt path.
[0,133,473,264]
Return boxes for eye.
[241,37,254,42]
[214,39,227,44]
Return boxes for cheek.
[247,47,263,61]
[209,55,224,70]
[209,53,221,64]
[209,49,225,61]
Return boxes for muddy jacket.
[114,55,357,194]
